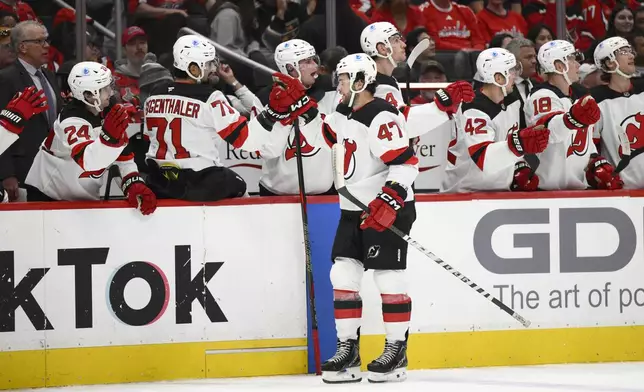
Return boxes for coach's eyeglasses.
[0,29,10,38]
[21,38,50,46]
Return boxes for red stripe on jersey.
[43,129,55,151]
[218,117,248,149]
[447,138,457,165]
[381,146,419,165]
[71,140,93,170]
[117,153,135,162]
[334,308,363,319]
[535,111,564,128]
[468,141,493,170]
[400,105,411,120]
[322,123,337,148]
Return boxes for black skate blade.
[322,377,363,384]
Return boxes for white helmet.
[274,39,318,81]
[594,36,634,78]
[538,40,582,84]
[68,61,113,112]
[476,48,517,96]
[336,53,377,106]
[360,22,401,67]
[173,34,218,82]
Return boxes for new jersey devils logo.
[343,138,357,179]
[619,112,644,157]
[284,132,320,161]
[79,168,106,179]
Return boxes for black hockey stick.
[293,119,322,375]
[331,144,531,328]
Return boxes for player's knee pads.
[373,270,408,295]
[330,257,364,292]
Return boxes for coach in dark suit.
[0,20,60,201]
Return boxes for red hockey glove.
[566,95,600,129]
[510,161,540,191]
[360,182,406,232]
[270,73,318,125]
[122,173,157,215]
[508,124,550,156]
[100,104,130,147]
[0,86,49,134]
[434,81,475,116]
[585,153,624,190]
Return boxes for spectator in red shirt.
[522,0,581,44]
[478,0,528,42]
[576,0,610,52]
[113,26,149,131]
[420,0,486,51]
[350,0,376,22]
[0,0,36,22]
[371,0,426,36]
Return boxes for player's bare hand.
[217,63,237,86]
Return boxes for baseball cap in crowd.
[578,63,598,82]
[122,26,147,46]
[420,60,446,76]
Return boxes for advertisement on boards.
[0,205,307,351]
[345,196,644,335]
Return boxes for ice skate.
[321,338,362,384]
[367,338,408,383]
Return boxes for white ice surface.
[18,362,644,392]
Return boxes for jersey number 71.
[147,118,190,159]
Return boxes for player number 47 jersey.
[321,98,418,211]
[524,85,596,190]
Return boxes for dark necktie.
[35,69,56,128]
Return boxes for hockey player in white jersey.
[525,40,622,190]
[144,34,281,201]
[251,39,339,196]
[442,48,550,193]
[316,53,417,384]
[360,22,407,107]
[0,86,49,202]
[360,21,475,140]
[24,62,157,214]
[591,37,643,188]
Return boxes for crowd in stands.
[0,0,640,207]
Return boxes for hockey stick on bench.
[331,144,531,328]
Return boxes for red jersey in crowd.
[477,8,528,41]
[523,0,582,43]
[370,4,427,36]
[350,0,376,22]
[420,0,486,51]
[576,0,609,52]
[0,0,37,21]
